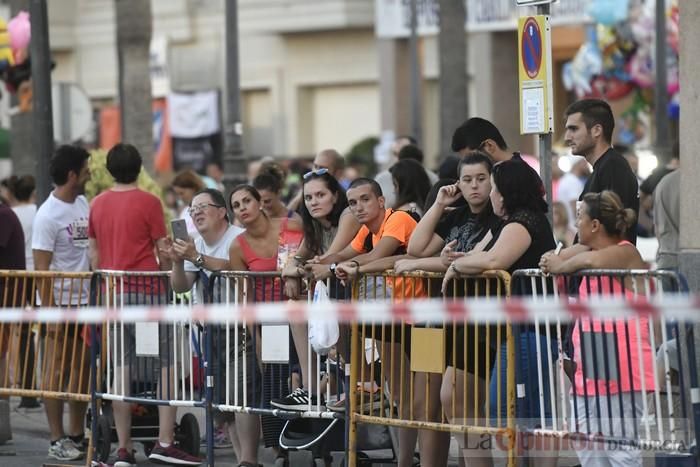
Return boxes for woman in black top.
[441,157,556,462]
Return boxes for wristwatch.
[329,263,337,274]
[194,253,205,268]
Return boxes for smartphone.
[554,242,564,255]
[171,219,189,241]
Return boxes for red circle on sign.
[521,17,542,79]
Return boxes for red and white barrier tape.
[0,296,697,323]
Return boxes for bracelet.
[350,260,360,269]
[450,262,460,274]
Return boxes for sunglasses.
[303,168,329,180]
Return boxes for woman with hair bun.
[540,190,650,467]
[253,161,302,223]
[540,190,642,273]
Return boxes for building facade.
[39,0,588,169]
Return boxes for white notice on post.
[522,87,545,134]
[135,322,160,356]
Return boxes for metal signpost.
[517,0,554,221]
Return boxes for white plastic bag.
[308,281,339,355]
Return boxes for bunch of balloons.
[562,0,680,145]
[0,11,32,93]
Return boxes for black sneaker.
[270,388,321,411]
[18,397,40,409]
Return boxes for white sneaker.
[48,437,84,461]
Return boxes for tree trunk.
[437,0,468,158]
[115,0,153,171]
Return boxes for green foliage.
[84,149,172,225]
[345,136,379,177]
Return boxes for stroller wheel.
[94,414,112,462]
[175,413,201,456]
[142,441,155,457]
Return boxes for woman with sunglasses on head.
[441,157,556,467]
[282,168,361,296]
[272,169,361,410]
[539,190,650,467]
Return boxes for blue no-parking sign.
[518,15,553,135]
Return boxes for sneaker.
[114,448,136,467]
[270,388,321,411]
[213,427,232,449]
[68,435,88,454]
[200,426,232,448]
[328,390,386,413]
[48,437,84,461]
[148,442,202,465]
[18,397,41,409]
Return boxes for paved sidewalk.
[0,397,350,466]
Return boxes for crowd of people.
[0,97,683,467]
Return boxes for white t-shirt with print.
[32,193,90,304]
[557,172,585,229]
[184,224,244,302]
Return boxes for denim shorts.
[488,328,558,427]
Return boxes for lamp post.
[222,0,247,190]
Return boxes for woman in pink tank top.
[540,190,651,467]
[227,184,303,460]
[228,185,302,302]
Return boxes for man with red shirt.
[88,143,199,466]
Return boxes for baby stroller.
[90,321,204,463]
[279,360,398,467]
[91,398,200,463]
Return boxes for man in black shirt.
[564,99,640,244]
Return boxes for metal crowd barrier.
[347,270,516,467]
[0,270,93,402]
[89,270,203,464]
[6,267,698,467]
[511,268,697,463]
[205,271,350,464]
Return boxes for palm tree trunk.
[438,0,468,157]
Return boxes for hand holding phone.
[171,219,189,241]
